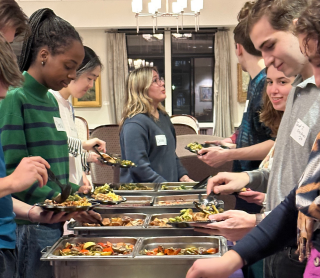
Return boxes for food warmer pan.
[41,235,227,278]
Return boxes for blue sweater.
[120,112,188,183]
[0,138,16,249]
[233,188,320,265]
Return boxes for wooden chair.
[170,114,200,136]
[75,116,89,141]
[90,124,121,185]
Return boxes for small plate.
[35,201,100,212]
[91,196,127,205]
[167,220,214,228]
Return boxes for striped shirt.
[0,72,79,225]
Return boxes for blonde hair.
[119,66,166,129]
[0,33,23,89]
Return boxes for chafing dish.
[109,183,159,194]
[158,182,206,195]
[41,236,139,260]
[68,213,149,232]
[153,194,224,209]
[134,236,227,258]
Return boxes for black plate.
[98,158,137,168]
[35,201,100,212]
[91,196,127,205]
[185,143,230,155]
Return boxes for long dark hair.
[19,8,82,72]
[76,46,102,78]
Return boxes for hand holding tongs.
[47,168,72,203]
[92,144,117,162]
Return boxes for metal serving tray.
[153,194,224,209]
[158,182,207,195]
[41,235,139,261]
[146,213,180,228]
[109,183,159,194]
[101,195,154,207]
[68,213,149,231]
[134,236,227,259]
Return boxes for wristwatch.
[255,213,264,226]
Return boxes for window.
[126,32,164,77]
[172,32,215,122]
[125,29,216,123]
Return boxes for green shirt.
[0,72,79,224]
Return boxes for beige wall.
[18,0,247,129]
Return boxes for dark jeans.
[265,246,306,278]
[0,248,18,278]
[16,223,63,278]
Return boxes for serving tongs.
[192,175,212,189]
[47,168,72,203]
[92,144,117,163]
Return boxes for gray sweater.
[120,112,188,183]
[261,76,320,210]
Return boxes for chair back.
[75,116,89,141]
[90,124,121,184]
[170,114,200,136]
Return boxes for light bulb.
[191,0,199,12]
[151,0,161,10]
[132,0,142,13]
[148,2,156,13]
[172,2,182,13]
[177,0,187,9]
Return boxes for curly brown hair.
[295,0,320,56]
[247,0,310,34]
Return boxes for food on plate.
[92,192,123,202]
[118,183,152,190]
[92,184,123,202]
[93,184,113,194]
[119,160,136,167]
[168,208,221,223]
[58,241,134,256]
[44,194,91,207]
[186,142,203,152]
[161,184,188,190]
[83,216,144,227]
[101,153,117,164]
[140,245,218,256]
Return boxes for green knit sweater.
[0,72,79,224]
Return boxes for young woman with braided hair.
[0,8,101,278]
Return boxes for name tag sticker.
[290,119,310,147]
[53,117,66,132]
[244,100,249,113]
[155,135,167,146]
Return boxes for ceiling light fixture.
[131,0,203,33]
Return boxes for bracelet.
[27,205,36,223]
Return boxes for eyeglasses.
[152,77,165,86]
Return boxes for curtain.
[106,33,128,124]
[213,30,233,137]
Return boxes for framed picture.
[199,86,212,102]
[237,63,250,103]
[72,76,102,108]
